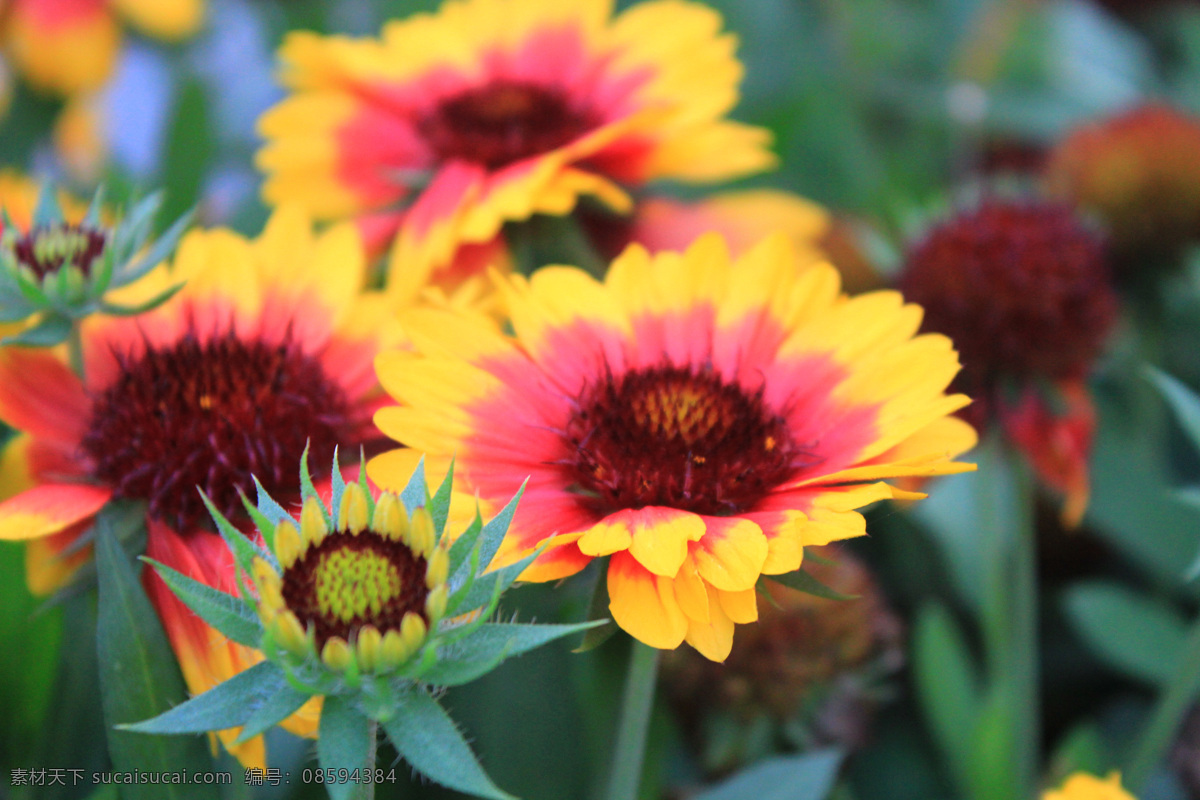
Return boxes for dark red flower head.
[899,199,1117,386]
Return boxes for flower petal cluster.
[126,455,596,800]
[369,232,976,661]
[257,0,775,288]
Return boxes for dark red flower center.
[562,364,812,516]
[11,223,108,279]
[81,329,356,532]
[281,530,428,650]
[420,81,595,169]
[899,200,1117,382]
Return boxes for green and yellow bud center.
[313,547,404,624]
[280,528,430,651]
[9,223,108,280]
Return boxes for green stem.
[360,719,378,800]
[603,640,660,800]
[67,322,84,381]
[975,437,1038,800]
[1010,458,1039,800]
[1126,613,1200,788]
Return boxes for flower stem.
[67,322,85,381]
[1010,457,1039,800]
[1126,612,1200,789]
[362,719,378,800]
[603,640,660,800]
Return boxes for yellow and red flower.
[1046,103,1200,268]
[578,189,830,262]
[0,207,395,765]
[3,0,204,96]
[368,233,975,661]
[257,0,775,291]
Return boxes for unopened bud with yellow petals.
[372,492,408,541]
[411,508,435,558]
[273,610,309,657]
[300,496,327,545]
[425,584,448,624]
[339,483,370,534]
[426,546,450,589]
[321,636,353,672]
[400,611,428,655]
[274,519,305,568]
[356,625,383,673]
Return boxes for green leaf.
[475,481,526,573]
[574,562,616,653]
[158,78,214,234]
[1062,581,1188,686]
[430,459,456,539]
[329,447,346,520]
[1146,367,1200,452]
[912,603,980,789]
[95,514,218,800]
[400,456,428,514]
[691,749,844,800]
[967,686,1020,800]
[252,475,294,527]
[422,621,604,686]
[115,207,194,287]
[766,568,860,601]
[232,682,312,744]
[141,557,262,647]
[449,546,541,616]
[318,695,374,800]
[198,490,270,582]
[32,184,64,227]
[448,506,484,581]
[119,661,286,735]
[299,441,319,506]
[111,193,162,265]
[97,282,184,316]
[384,688,516,800]
[0,313,72,347]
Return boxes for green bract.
[123,452,599,800]
[0,185,191,345]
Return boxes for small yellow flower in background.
[4,0,204,97]
[1043,772,1137,800]
[257,0,775,291]
[369,233,976,661]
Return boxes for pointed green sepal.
[97,281,185,317]
[32,185,65,227]
[384,688,517,800]
[0,313,72,347]
[766,568,860,602]
[141,557,263,647]
[318,695,374,800]
[422,621,604,687]
[118,661,289,735]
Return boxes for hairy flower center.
[420,81,595,169]
[11,223,108,279]
[563,365,811,516]
[282,531,428,650]
[81,330,354,532]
